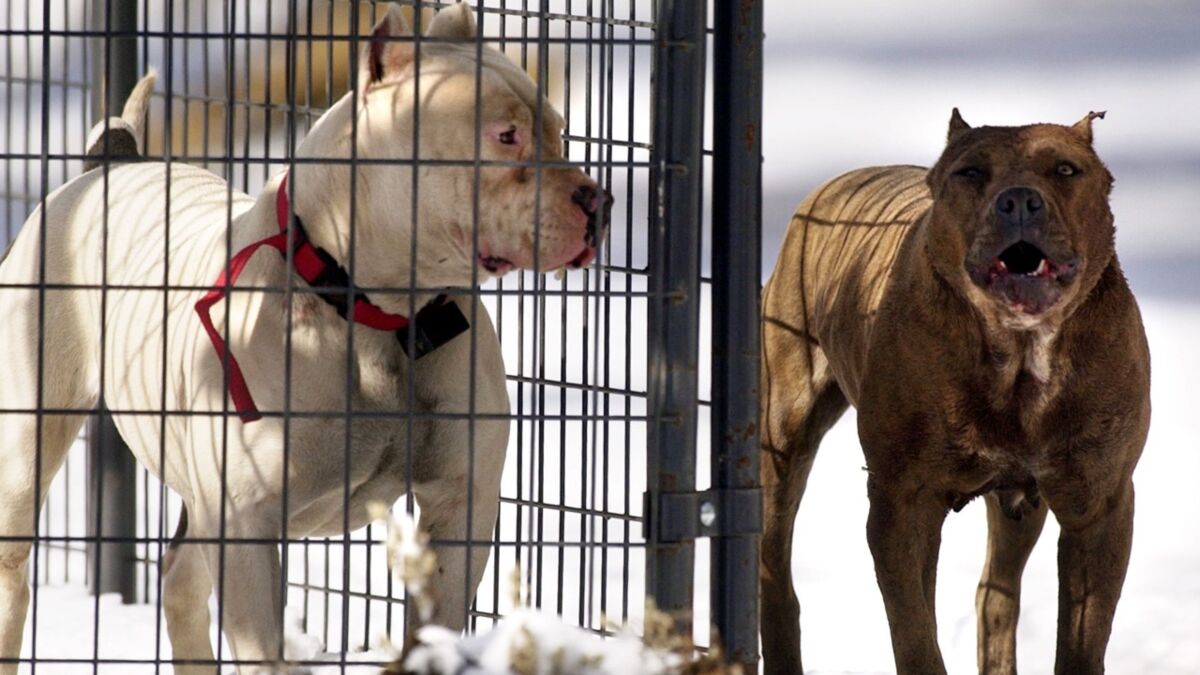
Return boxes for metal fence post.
[711,0,764,668]
[85,0,140,605]
[646,0,706,636]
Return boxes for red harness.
[194,173,466,423]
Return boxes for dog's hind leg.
[0,283,97,672]
[975,491,1048,675]
[0,411,89,673]
[0,357,94,667]
[759,330,848,675]
[161,509,217,675]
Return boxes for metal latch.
[645,487,762,543]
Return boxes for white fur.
[0,3,600,673]
[82,66,157,159]
[1023,324,1057,383]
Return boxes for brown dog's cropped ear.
[1070,110,1106,144]
[360,3,413,96]
[426,2,477,40]
[947,107,971,143]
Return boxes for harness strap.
[194,229,290,422]
[193,174,410,422]
[194,173,468,423]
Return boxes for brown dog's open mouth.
[971,241,1079,315]
[990,241,1053,279]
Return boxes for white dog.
[0,3,608,672]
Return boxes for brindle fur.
[760,112,1150,675]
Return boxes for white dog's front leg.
[161,532,216,675]
[412,473,502,634]
[191,508,285,674]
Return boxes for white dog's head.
[296,2,610,297]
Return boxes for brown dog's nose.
[995,186,1045,229]
[572,184,613,246]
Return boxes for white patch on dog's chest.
[1022,325,1057,383]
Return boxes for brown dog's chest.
[937,352,1067,503]
[938,410,1047,516]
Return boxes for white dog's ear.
[426,2,477,39]
[360,3,414,95]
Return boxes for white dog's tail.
[84,68,157,171]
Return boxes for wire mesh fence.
[0,0,760,672]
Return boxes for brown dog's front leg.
[976,491,1048,675]
[866,479,949,675]
[1052,480,1135,675]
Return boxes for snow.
[404,612,680,675]
[16,589,392,674]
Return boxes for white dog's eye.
[498,126,518,145]
[1056,162,1079,177]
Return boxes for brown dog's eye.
[954,166,985,180]
[1056,162,1079,177]
[498,126,518,145]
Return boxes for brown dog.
[759,111,1150,675]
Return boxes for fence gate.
[0,0,762,672]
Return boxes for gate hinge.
[644,487,762,543]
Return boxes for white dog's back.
[0,163,255,481]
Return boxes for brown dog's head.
[925,109,1114,327]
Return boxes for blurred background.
[763,0,1200,298]
[762,2,1200,673]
